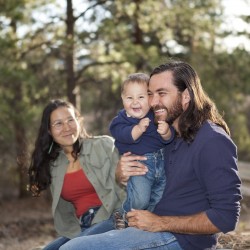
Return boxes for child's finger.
[157,120,165,124]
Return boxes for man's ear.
[182,88,191,106]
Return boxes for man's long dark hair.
[28,99,89,196]
[150,60,230,142]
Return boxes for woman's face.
[49,106,80,152]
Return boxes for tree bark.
[65,0,81,111]
[14,121,29,198]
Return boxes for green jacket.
[50,135,126,238]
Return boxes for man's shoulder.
[200,121,229,137]
[194,121,233,147]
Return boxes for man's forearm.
[158,212,220,234]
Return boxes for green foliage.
[190,47,250,160]
[0,0,250,197]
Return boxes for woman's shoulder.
[84,135,114,143]
[81,135,115,152]
[80,136,118,166]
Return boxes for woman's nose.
[62,121,71,130]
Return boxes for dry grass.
[0,196,249,250]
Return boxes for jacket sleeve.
[50,156,81,238]
[84,136,126,225]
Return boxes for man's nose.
[149,95,159,107]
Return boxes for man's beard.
[153,95,183,125]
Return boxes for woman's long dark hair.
[150,60,230,142]
[28,99,89,196]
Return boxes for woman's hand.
[115,152,148,186]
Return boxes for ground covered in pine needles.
[0,196,249,250]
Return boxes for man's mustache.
[151,105,167,124]
[151,105,167,113]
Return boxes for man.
[60,60,242,250]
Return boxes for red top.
[61,169,102,218]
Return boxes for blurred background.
[0,0,249,248]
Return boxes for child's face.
[121,82,150,119]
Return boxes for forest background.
[0,0,250,248]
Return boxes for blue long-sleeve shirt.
[154,121,242,250]
[109,109,174,155]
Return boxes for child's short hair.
[121,73,149,94]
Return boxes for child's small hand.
[138,118,150,133]
[157,120,169,135]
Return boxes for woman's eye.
[67,118,75,125]
[54,122,63,128]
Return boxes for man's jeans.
[43,206,113,250]
[59,227,183,250]
[123,148,166,213]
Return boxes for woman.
[28,99,125,250]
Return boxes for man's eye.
[159,92,166,96]
[139,96,145,99]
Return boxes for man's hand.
[115,152,148,186]
[127,209,162,232]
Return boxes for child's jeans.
[123,148,166,213]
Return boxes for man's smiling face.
[148,71,183,127]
